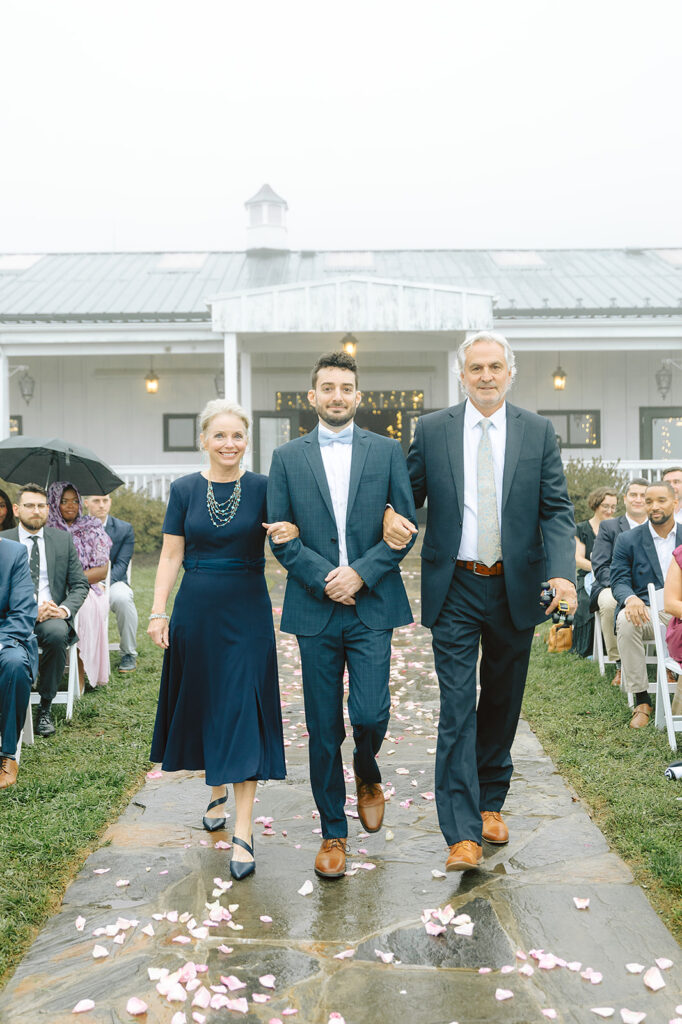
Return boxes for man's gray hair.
[456,331,517,383]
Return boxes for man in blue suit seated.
[84,493,138,673]
[383,331,577,872]
[0,537,39,789]
[611,481,682,728]
[267,351,417,879]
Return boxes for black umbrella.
[0,436,124,495]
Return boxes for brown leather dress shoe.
[629,703,652,729]
[611,668,622,687]
[314,838,348,879]
[445,840,482,871]
[0,756,18,790]
[354,773,385,833]
[481,810,509,844]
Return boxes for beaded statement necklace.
[206,475,242,528]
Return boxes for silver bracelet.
[148,613,170,621]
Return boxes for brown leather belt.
[455,559,504,576]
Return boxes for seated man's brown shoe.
[481,811,509,844]
[611,668,622,687]
[445,840,482,872]
[354,773,385,833]
[0,756,18,790]
[314,838,348,879]
[629,703,652,729]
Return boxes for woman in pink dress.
[47,482,112,687]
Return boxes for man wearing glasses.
[5,484,88,737]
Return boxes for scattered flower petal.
[116,879,130,887]
[333,948,355,960]
[425,921,446,936]
[259,974,276,988]
[495,989,514,1001]
[221,975,246,991]
[573,897,590,909]
[72,1000,96,1013]
[655,956,673,970]
[260,916,273,923]
[146,770,163,778]
[126,997,148,1015]
[92,944,109,959]
[431,869,446,879]
[298,880,314,896]
[420,791,435,801]
[74,916,86,932]
[93,868,110,874]
[590,1011,614,1019]
[620,1012,646,1024]
[142,923,154,937]
[626,964,645,974]
[375,949,395,964]
[542,1012,557,1020]
[643,966,665,991]
[253,993,271,1003]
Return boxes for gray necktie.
[477,419,502,566]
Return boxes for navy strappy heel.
[202,793,228,832]
[230,834,255,880]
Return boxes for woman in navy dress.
[148,399,296,879]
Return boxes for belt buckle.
[472,561,488,576]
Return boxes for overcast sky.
[1,0,681,252]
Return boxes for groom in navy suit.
[267,351,416,879]
[384,331,576,871]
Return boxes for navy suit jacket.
[0,538,39,680]
[105,515,134,584]
[267,425,417,636]
[589,515,631,611]
[611,521,682,621]
[3,526,89,637]
[407,401,576,630]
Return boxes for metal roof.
[0,249,680,322]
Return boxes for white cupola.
[245,184,289,252]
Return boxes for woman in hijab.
[47,481,112,688]
[0,487,16,531]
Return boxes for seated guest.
[47,482,112,690]
[663,548,682,716]
[572,488,618,657]
[591,477,648,684]
[611,482,682,728]
[0,488,16,532]
[0,537,38,788]
[5,484,89,737]
[662,466,682,524]
[84,493,137,673]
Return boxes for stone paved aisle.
[2,552,681,1023]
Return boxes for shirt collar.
[318,422,354,442]
[18,523,43,541]
[626,514,644,529]
[464,398,506,431]
[649,520,676,542]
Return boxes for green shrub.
[110,487,166,553]
[563,457,630,524]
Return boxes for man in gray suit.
[267,351,417,879]
[385,331,576,872]
[7,484,89,737]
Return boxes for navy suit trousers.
[297,603,392,839]
[0,646,32,757]
[431,567,534,846]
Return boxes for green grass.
[523,628,682,942]
[1,565,681,987]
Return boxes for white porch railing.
[114,458,677,502]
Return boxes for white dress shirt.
[457,400,507,561]
[648,520,677,580]
[625,515,644,530]
[18,523,52,604]
[319,422,353,567]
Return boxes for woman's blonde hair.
[198,399,250,446]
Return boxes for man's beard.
[318,408,354,428]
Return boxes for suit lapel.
[640,525,664,587]
[445,405,465,520]
[502,404,524,511]
[302,426,336,524]
[619,515,629,533]
[346,427,371,522]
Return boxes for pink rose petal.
[590,1011,614,1020]
[75,916,86,932]
[260,916,273,923]
[282,1011,298,1018]
[92,944,109,959]
[217,945,233,954]
[221,975,246,992]
[116,879,130,888]
[253,993,271,1003]
[259,974,276,988]
[167,983,188,1003]
[126,997,149,1016]
[170,1015,187,1024]
[518,964,534,977]
[626,964,645,974]
[298,880,314,896]
[146,770,163,778]
[374,949,395,963]
[72,1000,96,1013]
[542,1013,557,1021]
[478,967,492,974]
[224,998,249,1014]
[643,966,665,991]
[620,1012,646,1024]
[420,791,435,801]
[500,965,515,975]
[173,935,192,944]
[495,989,514,1001]
[93,868,110,874]
[573,897,590,909]
[193,1015,206,1024]
[192,988,211,1009]
[655,957,673,970]
[333,948,355,960]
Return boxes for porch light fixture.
[8,364,35,405]
[552,364,567,391]
[341,333,358,358]
[655,360,674,400]
[145,360,159,394]
[214,370,225,399]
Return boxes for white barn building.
[1,186,681,495]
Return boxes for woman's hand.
[263,520,299,544]
[148,616,170,649]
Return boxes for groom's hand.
[383,507,418,550]
[324,566,363,604]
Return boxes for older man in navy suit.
[84,493,138,673]
[267,351,417,879]
[384,331,576,872]
[611,481,682,728]
[0,538,39,788]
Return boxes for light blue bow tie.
[319,427,353,447]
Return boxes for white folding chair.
[592,610,619,676]
[31,611,82,720]
[647,582,682,751]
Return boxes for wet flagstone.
[1,549,681,1022]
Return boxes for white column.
[447,350,460,408]
[0,348,9,440]
[239,349,253,470]
[223,333,238,402]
